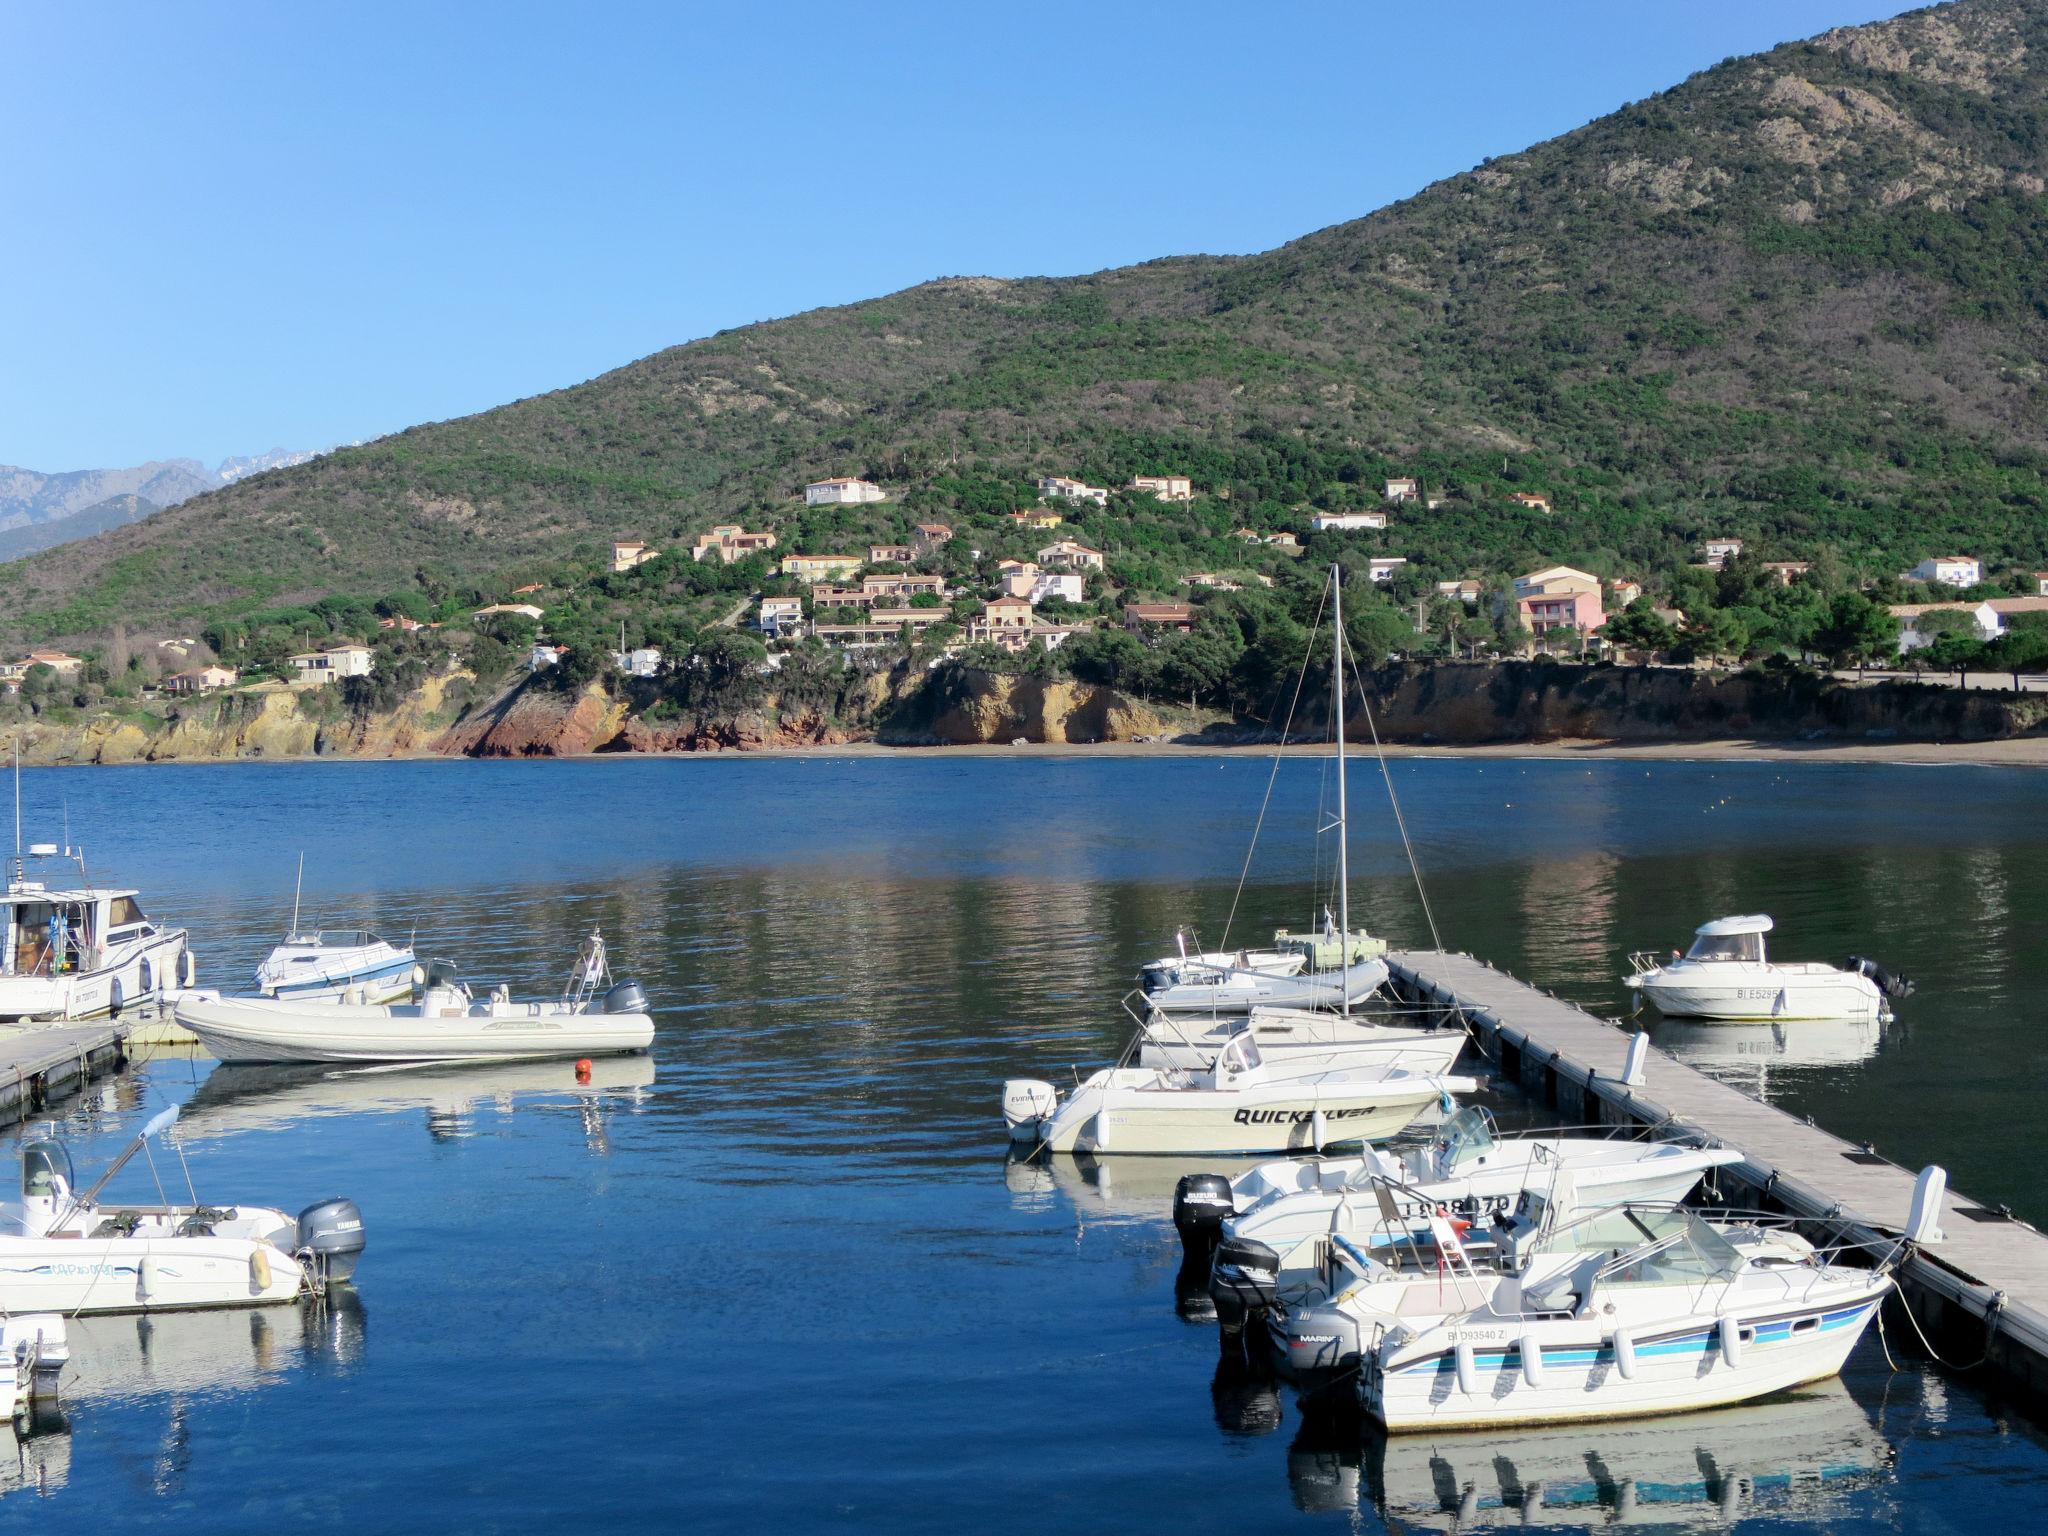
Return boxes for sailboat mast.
[290,851,304,939]
[1331,562,1350,1018]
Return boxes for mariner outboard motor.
[296,1198,367,1289]
[603,978,650,1015]
[1173,1173,1236,1267]
[1846,956,1915,1000]
[1209,1233,1282,1338]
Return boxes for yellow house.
[780,553,864,584]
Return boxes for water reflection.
[1649,1015,1885,1096]
[66,1295,367,1403]
[1288,1379,1890,1529]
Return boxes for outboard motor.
[1209,1234,1282,1336]
[1173,1173,1236,1265]
[296,1198,367,1288]
[1846,956,1914,1000]
[1002,1080,1057,1144]
[603,978,650,1015]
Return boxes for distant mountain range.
[0,447,327,563]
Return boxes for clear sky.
[2,0,1921,472]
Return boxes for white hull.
[1146,958,1390,1014]
[1364,1287,1885,1430]
[1039,1071,1472,1156]
[0,927,190,1024]
[0,1215,307,1315]
[256,939,416,1003]
[1139,1018,1464,1078]
[175,992,655,1064]
[1636,971,1883,1023]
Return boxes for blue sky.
[2,0,1920,471]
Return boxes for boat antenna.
[1331,562,1350,1020]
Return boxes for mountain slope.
[7,0,2048,638]
[0,494,162,563]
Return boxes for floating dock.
[1385,949,2048,1410]
[0,1022,128,1128]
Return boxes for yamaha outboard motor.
[296,1198,367,1288]
[1846,956,1915,1000]
[1209,1234,1282,1338]
[603,978,650,1015]
[1173,1173,1236,1265]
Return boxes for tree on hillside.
[1924,632,1985,686]
[1602,604,1677,659]
[1807,593,1899,672]
[1986,627,2048,692]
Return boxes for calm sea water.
[1,754,2044,1532]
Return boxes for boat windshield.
[1429,1106,1496,1170]
[1220,1032,1263,1076]
[1685,931,1762,963]
[21,1139,73,1199]
[1537,1206,1742,1286]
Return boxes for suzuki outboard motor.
[603,978,650,1015]
[1173,1173,1236,1265]
[296,1198,367,1287]
[1209,1234,1281,1335]
[1846,956,1915,1000]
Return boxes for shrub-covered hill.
[9,0,2048,639]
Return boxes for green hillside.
[7,0,2048,644]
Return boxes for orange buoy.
[575,1058,592,1082]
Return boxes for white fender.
[139,1254,157,1300]
[1519,1333,1545,1387]
[1720,1316,1744,1368]
[1453,1341,1477,1395]
[1092,1108,1111,1151]
[1621,1031,1649,1087]
[1611,1328,1636,1380]
[251,1248,273,1292]
[1310,1108,1327,1149]
[1907,1165,1948,1246]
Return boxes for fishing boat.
[1003,1027,1477,1155]
[1171,1105,1743,1267]
[1624,915,1911,1024]
[0,844,193,1025]
[1136,1004,1463,1077]
[0,1107,364,1314]
[251,857,416,1003]
[175,930,653,1064]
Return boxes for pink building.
[1514,566,1605,635]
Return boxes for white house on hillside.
[1906,556,1982,588]
[1311,510,1387,533]
[1037,475,1110,506]
[805,477,886,505]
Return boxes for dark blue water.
[1,756,2043,1531]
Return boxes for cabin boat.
[1137,1005,1464,1078]
[1625,916,1907,1024]
[1003,1028,1476,1156]
[177,931,654,1064]
[1172,1106,1743,1267]
[1140,937,1304,991]
[0,845,193,1024]
[1143,954,1390,1014]
[254,930,417,1004]
[0,1112,364,1315]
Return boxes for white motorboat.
[0,1313,67,1416]
[1003,1029,1477,1156]
[1140,934,1305,991]
[1625,915,1911,1023]
[176,930,654,1064]
[0,1108,364,1315]
[1137,1004,1464,1077]
[0,841,193,1024]
[1221,1168,1938,1422]
[1142,954,1390,1014]
[255,931,417,1004]
[1172,1105,1743,1265]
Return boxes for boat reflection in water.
[1287,1378,1890,1527]
[0,1295,368,1503]
[1647,1015,1882,1100]
[178,1055,656,1150]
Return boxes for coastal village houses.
[1906,556,1983,588]
[809,609,946,646]
[867,543,916,565]
[692,524,778,563]
[1436,580,1484,605]
[1037,475,1109,506]
[757,597,804,637]
[1509,492,1552,514]
[1129,474,1193,502]
[1366,557,1407,583]
[780,553,864,584]
[1037,538,1105,571]
[804,477,886,506]
[611,647,663,678]
[1312,510,1387,533]
[21,650,84,675]
[1700,537,1744,571]
[474,603,544,622]
[2035,572,2048,597]
[1761,561,1811,587]
[1514,566,1606,635]
[611,539,658,573]
[1890,595,2048,653]
[290,644,374,682]
[1124,602,1195,633]
[163,665,238,695]
[1383,477,1420,504]
[1008,509,1063,530]
[1609,579,1644,608]
[913,522,953,549]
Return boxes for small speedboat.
[1140,933,1304,991]
[254,930,417,1004]
[1625,916,1912,1024]
[1171,1105,1743,1267]
[176,930,653,1064]
[1144,955,1391,1014]
[1136,1004,1463,1077]
[0,1108,364,1315]
[1003,1028,1476,1156]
